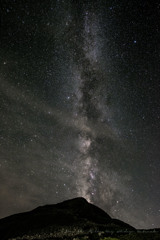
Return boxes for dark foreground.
[7,231,160,240]
[0,198,159,240]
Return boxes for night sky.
[0,0,160,229]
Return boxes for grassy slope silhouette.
[0,197,159,240]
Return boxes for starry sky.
[0,0,160,229]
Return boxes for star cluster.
[0,0,160,228]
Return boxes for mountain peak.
[57,197,88,205]
[0,197,135,240]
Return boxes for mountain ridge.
[0,197,135,240]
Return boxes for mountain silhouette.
[0,197,135,239]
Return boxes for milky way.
[0,0,160,229]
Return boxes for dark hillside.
[0,197,135,240]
